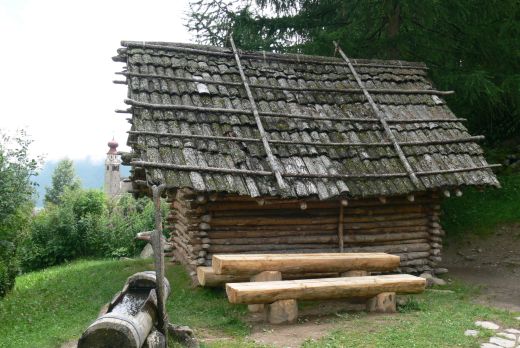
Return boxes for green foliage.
[442,174,520,237]
[20,191,164,272]
[397,296,421,313]
[0,241,17,298]
[187,0,520,142]
[21,189,106,270]
[0,130,39,297]
[44,159,81,206]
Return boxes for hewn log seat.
[226,274,426,304]
[197,266,339,287]
[212,252,400,275]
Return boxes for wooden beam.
[196,266,340,287]
[334,41,421,188]
[229,35,287,191]
[225,274,426,304]
[128,130,484,148]
[120,71,454,96]
[212,253,400,275]
[121,41,430,70]
[124,99,467,124]
[338,203,344,252]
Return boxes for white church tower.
[104,138,122,197]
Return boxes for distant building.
[104,139,132,198]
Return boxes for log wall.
[166,189,445,275]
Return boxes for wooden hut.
[113,40,500,276]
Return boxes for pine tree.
[44,159,81,206]
[186,0,520,142]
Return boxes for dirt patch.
[59,340,77,348]
[246,300,387,348]
[441,223,520,312]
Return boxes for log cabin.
[113,40,500,277]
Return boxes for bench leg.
[267,299,298,324]
[366,292,396,313]
[340,270,370,277]
[248,271,282,313]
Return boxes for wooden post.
[248,271,282,313]
[152,185,168,342]
[338,202,344,252]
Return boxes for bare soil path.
[441,223,520,312]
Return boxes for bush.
[21,189,106,270]
[20,190,166,272]
[0,240,17,297]
[0,130,39,297]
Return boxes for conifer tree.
[187,0,520,142]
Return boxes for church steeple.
[104,138,122,197]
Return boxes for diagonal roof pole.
[333,41,421,188]
[229,35,288,191]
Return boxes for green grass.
[442,173,520,237]
[0,259,248,348]
[0,260,519,348]
[1,260,518,348]
[302,282,519,348]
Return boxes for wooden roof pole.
[124,98,468,123]
[128,130,485,148]
[118,71,455,96]
[333,41,421,188]
[229,35,288,191]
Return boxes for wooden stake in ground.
[152,184,168,342]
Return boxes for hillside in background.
[34,159,131,207]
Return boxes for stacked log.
[427,201,445,272]
[167,191,444,275]
[165,189,209,273]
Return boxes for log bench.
[212,252,400,275]
[196,253,424,323]
[226,274,426,323]
[197,252,400,287]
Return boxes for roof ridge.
[120,40,428,69]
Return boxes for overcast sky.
[0,0,191,163]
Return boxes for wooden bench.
[197,252,424,323]
[226,274,426,323]
[197,252,400,286]
[212,252,400,275]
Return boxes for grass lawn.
[0,259,247,348]
[442,173,520,238]
[0,259,519,348]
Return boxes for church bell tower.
[104,138,121,197]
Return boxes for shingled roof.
[113,40,500,199]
